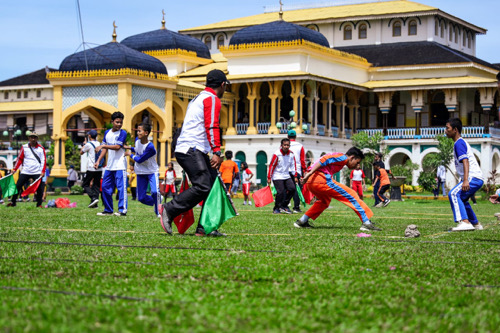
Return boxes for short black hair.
[225,150,233,159]
[346,147,365,160]
[111,111,124,121]
[139,122,151,134]
[447,118,462,134]
[281,138,290,146]
[241,162,248,169]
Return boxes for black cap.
[206,69,230,86]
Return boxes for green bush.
[54,188,62,195]
[390,160,419,184]
[417,171,436,192]
[71,185,84,195]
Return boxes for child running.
[445,118,484,231]
[373,162,391,207]
[125,121,160,216]
[164,162,177,201]
[241,162,253,205]
[294,147,381,231]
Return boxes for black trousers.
[292,173,302,210]
[165,148,217,231]
[273,178,296,210]
[82,170,102,202]
[11,173,44,207]
[373,182,381,205]
[377,184,390,203]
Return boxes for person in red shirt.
[219,150,239,192]
[373,162,392,208]
[294,147,380,231]
[350,163,366,200]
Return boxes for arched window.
[408,20,417,36]
[343,25,352,40]
[393,21,401,37]
[359,24,367,39]
[455,27,459,43]
[217,35,224,49]
[204,36,212,49]
[435,20,439,36]
[440,23,444,38]
[449,25,453,41]
[306,25,318,32]
[467,33,472,48]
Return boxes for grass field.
[1,195,500,332]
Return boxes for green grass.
[1,195,500,332]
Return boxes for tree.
[351,131,388,166]
[417,134,455,191]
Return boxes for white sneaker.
[474,222,484,230]
[88,199,99,208]
[248,201,252,206]
[243,201,246,205]
[451,221,475,232]
[375,202,384,208]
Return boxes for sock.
[249,201,252,205]
[364,220,372,225]
[299,214,310,223]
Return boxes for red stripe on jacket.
[202,87,221,153]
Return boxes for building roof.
[59,42,168,75]
[336,41,497,69]
[0,68,56,87]
[121,29,211,59]
[180,1,485,34]
[363,76,497,90]
[229,20,330,48]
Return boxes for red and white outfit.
[350,169,365,198]
[164,169,177,195]
[242,169,253,196]
[289,140,306,176]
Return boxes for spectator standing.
[67,165,78,189]
[219,150,239,192]
[80,130,103,208]
[372,152,385,207]
[437,165,447,196]
[163,162,177,200]
[288,129,306,213]
[350,163,366,200]
[268,138,297,214]
[241,162,253,205]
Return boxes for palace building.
[0,0,499,188]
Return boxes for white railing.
[357,129,383,136]
[420,127,445,139]
[317,124,325,136]
[279,122,290,134]
[386,127,415,139]
[257,122,271,134]
[490,127,500,139]
[236,123,249,135]
[462,126,484,138]
[331,126,339,138]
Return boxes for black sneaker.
[383,200,391,207]
[294,220,314,229]
[159,204,172,235]
[195,229,206,237]
[280,208,292,214]
[360,222,382,231]
[208,230,227,237]
[293,208,302,213]
[273,209,281,214]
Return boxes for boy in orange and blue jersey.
[294,147,381,231]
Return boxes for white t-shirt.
[131,139,158,175]
[165,170,175,185]
[453,138,483,181]
[103,129,127,171]
[82,140,102,171]
[242,169,253,184]
[351,169,364,182]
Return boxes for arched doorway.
[280,81,293,120]
[258,82,271,123]
[235,151,246,162]
[429,91,448,126]
[256,151,268,188]
[238,84,249,123]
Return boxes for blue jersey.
[131,140,158,175]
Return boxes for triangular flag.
[173,173,195,234]
[296,184,306,207]
[21,175,42,197]
[199,177,236,234]
[302,183,314,205]
[0,174,18,197]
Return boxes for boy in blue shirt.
[125,121,160,216]
[95,111,128,216]
[445,118,484,231]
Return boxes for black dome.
[59,42,168,74]
[121,29,211,59]
[229,20,330,48]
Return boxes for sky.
[0,0,499,82]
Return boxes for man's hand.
[300,172,311,185]
[210,154,222,169]
[94,162,99,169]
[267,178,271,185]
[462,179,470,192]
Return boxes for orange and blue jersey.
[311,152,348,177]
[379,168,390,186]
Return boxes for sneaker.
[383,200,391,207]
[294,220,314,229]
[248,201,252,206]
[88,199,99,208]
[360,222,382,231]
[114,212,126,216]
[6,202,15,207]
[195,229,206,237]
[208,230,227,237]
[0,200,4,204]
[293,208,302,213]
[159,204,172,235]
[243,201,247,205]
[97,211,113,216]
[474,222,484,230]
[375,202,384,208]
[451,221,475,232]
[280,208,292,214]
[273,209,281,214]
[495,212,500,217]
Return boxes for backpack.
[89,142,105,168]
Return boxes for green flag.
[271,184,276,196]
[199,177,237,234]
[0,174,18,198]
[296,184,306,207]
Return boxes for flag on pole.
[0,174,18,197]
[21,175,43,196]
[173,173,195,235]
[296,184,306,207]
[199,177,237,234]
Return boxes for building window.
[440,24,444,38]
[17,91,21,99]
[23,90,28,98]
[4,92,8,100]
[343,25,352,40]
[217,35,224,49]
[449,26,453,41]
[359,24,367,39]
[463,30,466,46]
[393,22,401,37]
[455,27,459,43]
[408,20,417,36]
[467,33,472,48]
[306,25,318,32]
[204,36,212,49]
[435,20,439,35]
[36,89,41,98]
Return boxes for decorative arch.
[131,101,167,140]
[339,21,357,30]
[387,148,412,169]
[61,98,118,130]
[419,147,440,166]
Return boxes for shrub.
[54,188,62,195]
[390,160,419,184]
[71,185,84,195]
[417,171,436,192]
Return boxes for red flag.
[302,183,314,205]
[173,174,195,234]
[21,175,43,197]
[252,186,274,207]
